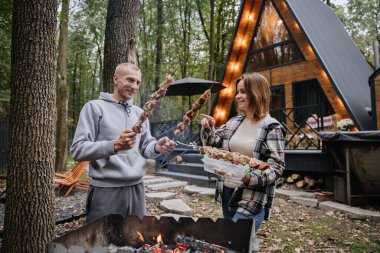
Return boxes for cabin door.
[270,85,285,124]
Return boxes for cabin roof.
[285,0,373,130]
[369,67,380,84]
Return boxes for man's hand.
[114,129,137,152]
[155,137,176,155]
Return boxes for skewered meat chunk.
[132,75,173,133]
[201,146,265,170]
[174,89,211,137]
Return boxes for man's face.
[113,66,142,102]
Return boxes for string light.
[241,9,254,24]
[335,96,344,109]
[294,21,300,31]
[225,87,233,95]
[321,70,328,79]
[228,62,240,73]
[214,107,226,120]
[218,109,226,118]
[306,44,314,54]
[238,36,248,49]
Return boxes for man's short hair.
[114,63,141,75]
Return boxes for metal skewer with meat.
[173,89,211,137]
[132,75,174,133]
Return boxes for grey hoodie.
[70,92,160,187]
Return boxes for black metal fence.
[150,120,201,144]
[151,104,330,150]
[272,104,330,150]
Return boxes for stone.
[183,185,214,196]
[159,199,193,216]
[146,181,188,191]
[290,196,319,207]
[319,201,380,221]
[276,189,315,199]
[144,178,172,185]
[143,175,156,180]
[146,192,176,200]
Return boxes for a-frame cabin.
[212,0,374,133]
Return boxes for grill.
[48,214,257,252]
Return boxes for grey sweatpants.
[86,183,146,223]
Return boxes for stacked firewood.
[132,75,173,133]
[285,174,324,189]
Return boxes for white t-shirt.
[229,117,264,157]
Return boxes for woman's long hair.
[235,72,271,121]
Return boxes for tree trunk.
[102,0,141,92]
[56,0,70,173]
[2,0,57,252]
[208,0,215,80]
[152,0,163,122]
[71,53,78,136]
[155,0,163,89]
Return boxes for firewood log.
[296,180,305,188]
[291,173,301,181]
[286,176,294,184]
[307,178,316,188]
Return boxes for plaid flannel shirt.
[201,114,285,218]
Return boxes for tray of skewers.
[200,146,258,188]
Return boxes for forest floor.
[1,167,379,252]
[53,182,380,253]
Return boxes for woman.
[201,72,285,230]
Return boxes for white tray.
[202,155,248,188]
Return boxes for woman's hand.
[249,158,270,170]
[214,168,228,176]
[201,114,216,129]
[241,174,251,184]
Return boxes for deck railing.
[152,104,330,150]
[272,104,329,150]
[150,120,201,144]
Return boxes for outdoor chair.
[54,161,90,197]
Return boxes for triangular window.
[246,0,304,71]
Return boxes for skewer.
[132,75,174,133]
[173,89,211,137]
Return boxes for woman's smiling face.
[235,80,250,113]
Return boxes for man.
[70,62,175,223]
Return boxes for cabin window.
[246,0,303,71]
[293,79,335,125]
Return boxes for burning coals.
[48,215,254,253]
[108,232,237,253]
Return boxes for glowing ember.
[135,230,145,242]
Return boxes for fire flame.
[135,230,145,242]
[156,234,163,244]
